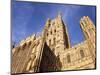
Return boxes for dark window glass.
[22,43,27,50]
[80,50,85,58]
[48,24,50,27]
[67,54,71,63]
[47,33,48,36]
[28,41,31,46]
[51,31,52,34]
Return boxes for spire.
[47,18,50,22]
[57,11,62,19]
[46,18,50,25]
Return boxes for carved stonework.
[12,15,96,74]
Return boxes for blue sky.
[12,1,96,46]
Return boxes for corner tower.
[80,16,96,59]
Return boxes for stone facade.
[11,13,96,74]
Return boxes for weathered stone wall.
[12,34,45,73]
[60,40,95,70]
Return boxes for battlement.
[20,34,36,46]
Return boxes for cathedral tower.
[80,16,96,60]
[45,12,70,56]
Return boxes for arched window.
[81,22,85,28]
[51,30,52,35]
[53,38,56,45]
[84,31,89,38]
[67,54,71,63]
[48,24,50,28]
[49,39,51,46]
[28,41,32,46]
[54,29,56,33]
[22,43,27,50]
[80,50,85,58]
[47,33,48,36]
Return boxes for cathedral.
[12,13,96,74]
